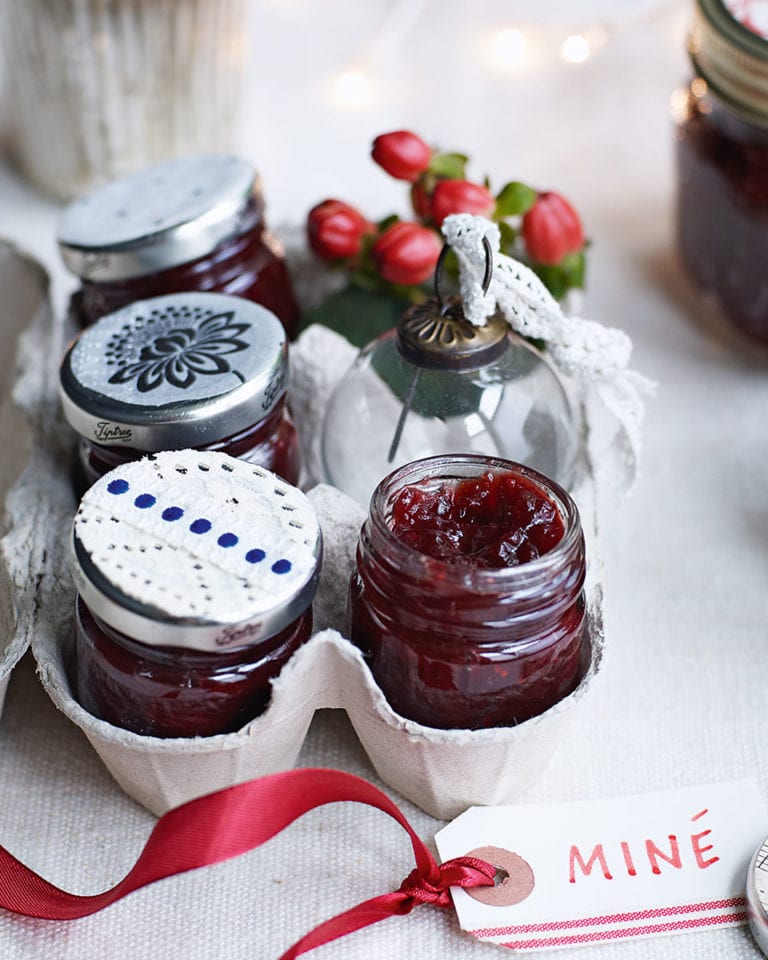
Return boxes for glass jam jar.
[72,450,322,738]
[60,292,301,491]
[348,455,589,730]
[676,0,768,348]
[57,154,299,337]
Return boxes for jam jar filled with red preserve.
[72,450,322,738]
[676,0,768,347]
[60,292,301,491]
[57,154,299,337]
[348,455,589,730]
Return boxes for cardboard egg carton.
[2,244,605,819]
[35,481,603,820]
[0,244,74,718]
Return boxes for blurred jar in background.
[0,0,248,199]
[676,0,768,349]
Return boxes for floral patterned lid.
[60,293,288,450]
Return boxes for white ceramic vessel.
[0,0,248,198]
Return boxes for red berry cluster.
[307,130,587,301]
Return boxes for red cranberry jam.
[349,455,589,730]
[72,451,322,738]
[676,1,768,347]
[57,154,299,337]
[60,292,300,491]
[76,600,313,738]
[389,470,565,567]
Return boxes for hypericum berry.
[371,130,432,182]
[431,179,495,227]
[307,199,374,261]
[372,221,441,286]
[522,192,584,265]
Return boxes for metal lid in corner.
[57,155,262,281]
[71,451,322,652]
[60,293,288,451]
[691,0,768,127]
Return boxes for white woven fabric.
[0,4,766,960]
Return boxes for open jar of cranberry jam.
[60,292,301,490]
[676,0,768,348]
[71,451,322,738]
[348,455,589,730]
[57,154,299,337]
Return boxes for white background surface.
[1,0,768,958]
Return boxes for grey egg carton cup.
[35,479,604,820]
[0,244,74,718]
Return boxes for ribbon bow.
[0,768,495,959]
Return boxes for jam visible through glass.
[390,471,565,567]
[677,88,768,347]
[75,402,300,493]
[349,465,588,730]
[75,599,313,738]
[71,201,300,337]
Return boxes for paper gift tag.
[436,780,766,951]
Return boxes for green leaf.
[495,181,537,218]
[297,284,411,348]
[561,250,586,289]
[377,213,399,232]
[531,263,567,301]
[497,219,517,251]
[428,152,468,179]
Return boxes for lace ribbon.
[0,768,495,958]
[442,214,656,490]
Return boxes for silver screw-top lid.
[57,155,261,282]
[691,0,768,128]
[60,293,288,451]
[72,451,322,652]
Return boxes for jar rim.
[367,454,582,585]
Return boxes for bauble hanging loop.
[396,236,507,373]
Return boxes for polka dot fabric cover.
[73,450,320,649]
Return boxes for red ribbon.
[0,768,495,958]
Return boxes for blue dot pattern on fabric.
[111,485,300,574]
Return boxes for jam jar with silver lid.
[57,154,299,337]
[677,0,768,348]
[60,292,301,491]
[72,451,322,738]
